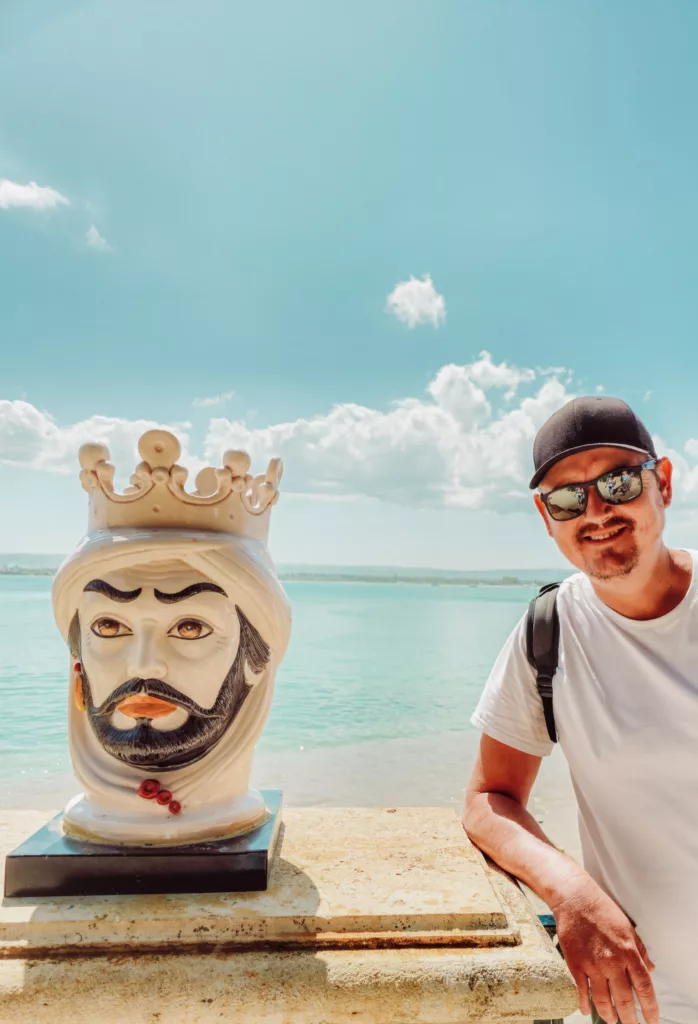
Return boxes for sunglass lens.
[546,485,586,521]
[597,468,642,504]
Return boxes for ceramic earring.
[73,662,86,712]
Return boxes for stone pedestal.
[0,807,577,1023]
[4,791,283,898]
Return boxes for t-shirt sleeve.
[470,612,555,758]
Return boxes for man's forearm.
[463,790,589,911]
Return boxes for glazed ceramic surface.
[51,430,291,845]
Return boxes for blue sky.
[3,1,698,568]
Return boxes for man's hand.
[550,872,658,1024]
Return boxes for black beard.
[72,607,270,773]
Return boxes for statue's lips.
[116,695,179,720]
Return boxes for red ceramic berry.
[156,789,172,806]
[138,779,160,800]
[168,800,182,815]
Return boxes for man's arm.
[463,734,658,1024]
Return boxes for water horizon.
[0,551,570,580]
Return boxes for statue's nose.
[127,627,167,680]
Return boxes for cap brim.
[529,443,654,490]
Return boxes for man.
[464,396,698,1024]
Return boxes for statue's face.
[74,566,269,772]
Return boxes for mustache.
[92,678,224,720]
[576,515,635,543]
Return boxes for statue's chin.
[62,789,269,847]
[91,716,229,772]
[103,744,214,772]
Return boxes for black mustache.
[92,678,224,720]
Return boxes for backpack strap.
[525,583,561,744]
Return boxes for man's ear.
[533,492,554,537]
[655,457,673,508]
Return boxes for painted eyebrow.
[154,583,228,603]
[83,580,142,602]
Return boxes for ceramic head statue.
[52,430,291,846]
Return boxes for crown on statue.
[78,429,282,543]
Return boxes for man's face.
[74,566,268,771]
[534,447,672,581]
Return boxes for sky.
[3,0,698,569]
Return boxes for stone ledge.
[1,807,517,955]
[0,945,577,1024]
[0,807,577,1023]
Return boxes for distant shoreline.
[0,567,57,576]
[282,573,550,587]
[0,566,554,587]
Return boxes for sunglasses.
[540,458,659,522]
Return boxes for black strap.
[525,583,561,743]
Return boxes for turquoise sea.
[0,574,549,792]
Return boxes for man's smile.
[580,524,630,545]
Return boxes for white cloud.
[0,179,69,211]
[203,353,571,511]
[468,351,536,392]
[386,274,445,328]
[4,357,695,514]
[0,401,199,485]
[192,390,236,409]
[85,224,110,251]
[595,384,605,393]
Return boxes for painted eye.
[91,617,131,638]
[170,619,213,640]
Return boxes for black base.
[4,790,282,898]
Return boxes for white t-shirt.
[471,552,698,1024]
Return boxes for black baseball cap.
[529,396,657,489]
